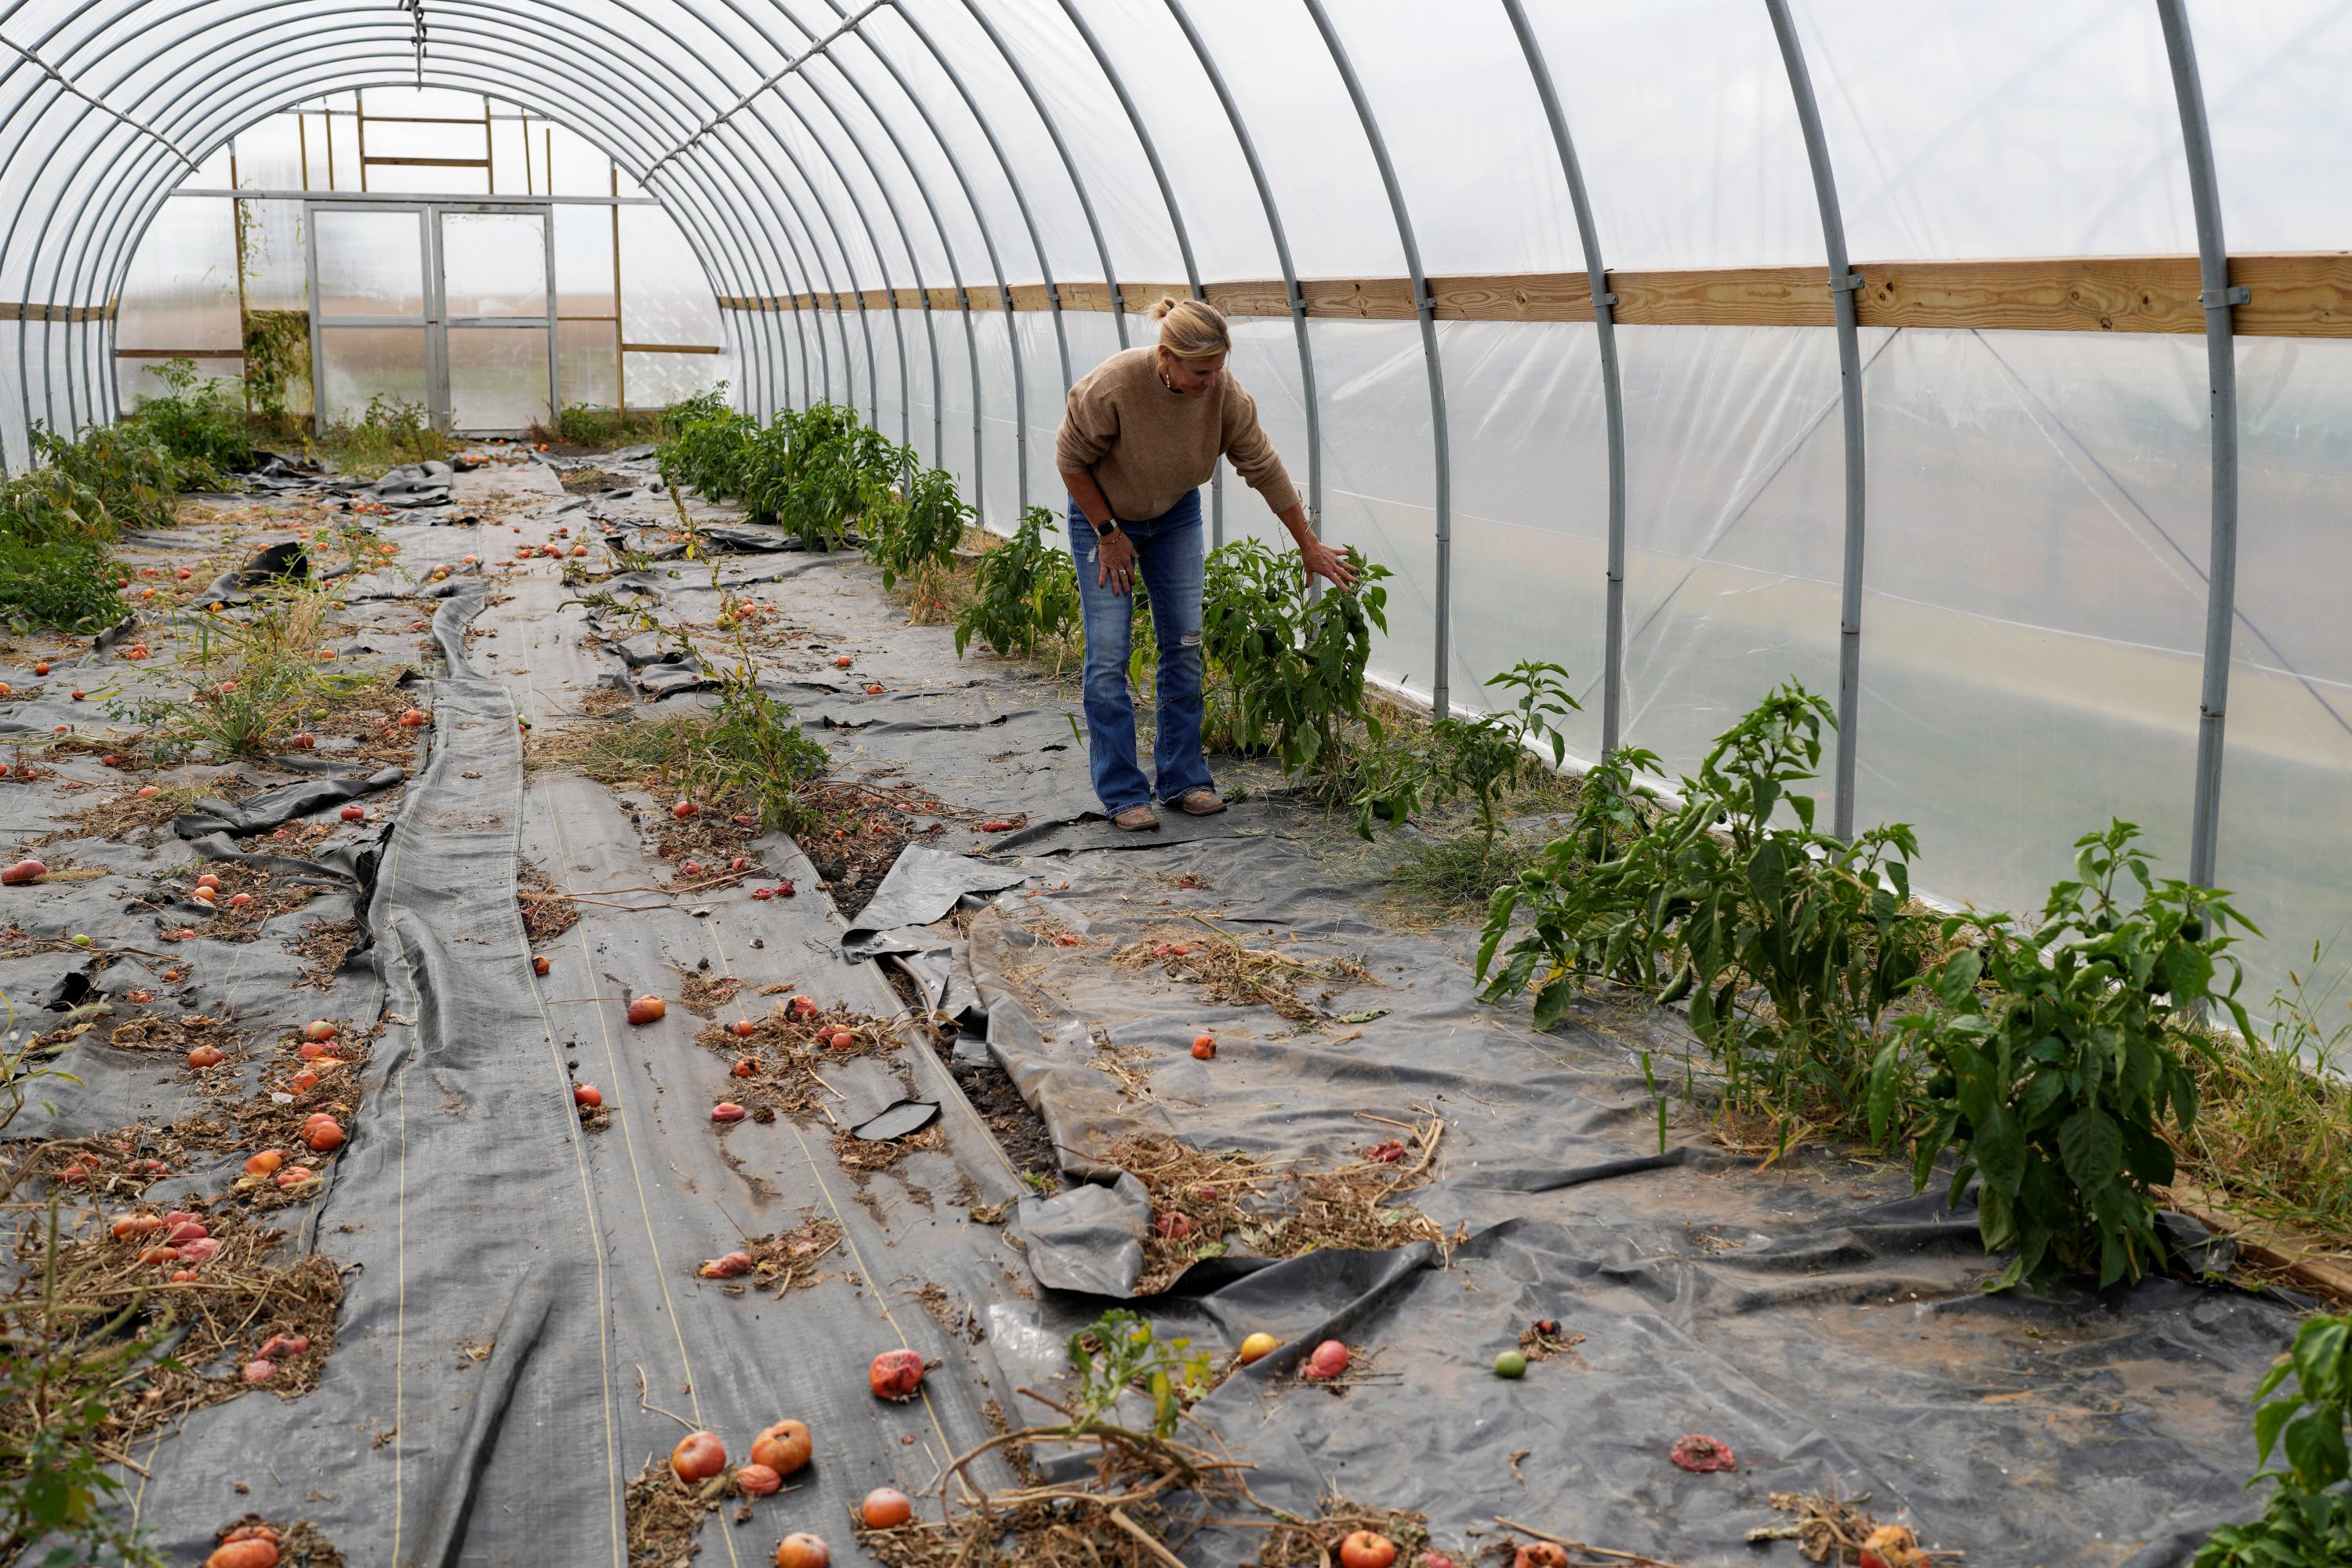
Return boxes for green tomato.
[69,934,93,948]
[1493,1350,1527,1379]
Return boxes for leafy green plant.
[1065,1308,1212,1439]
[1356,660,1579,851]
[955,505,1080,659]
[2,1202,169,1568]
[239,312,311,430]
[1197,536,1388,793]
[309,392,445,477]
[127,358,251,476]
[2195,1312,2352,1566]
[866,463,972,590]
[0,408,209,632]
[775,405,901,551]
[1481,684,1928,1146]
[1882,820,2256,1292]
[31,421,185,528]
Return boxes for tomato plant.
[1066,1308,1211,1439]
[1882,819,2256,1292]
[656,387,754,502]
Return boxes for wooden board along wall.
[719,252,2352,338]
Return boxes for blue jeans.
[1067,490,1213,814]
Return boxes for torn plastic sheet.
[1015,1171,1152,1296]
[841,843,1028,956]
[952,823,2307,1564]
[11,459,2283,1567]
[172,764,405,837]
[850,1098,940,1140]
[362,459,454,505]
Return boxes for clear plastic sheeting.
[3,0,2350,1030]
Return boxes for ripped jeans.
[1066,488,1213,814]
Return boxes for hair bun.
[1151,296,1232,359]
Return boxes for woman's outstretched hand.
[1298,538,1359,591]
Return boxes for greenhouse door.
[307,201,558,437]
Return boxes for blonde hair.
[1151,296,1230,360]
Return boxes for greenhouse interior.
[4,2,2351,1565]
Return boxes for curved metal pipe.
[78,0,818,421]
[75,43,778,440]
[1,1,772,445]
[792,3,990,518]
[826,0,1029,515]
[2157,0,2243,890]
[706,0,933,453]
[57,7,795,425]
[1301,1,1442,704]
[60,3,822,430]
[737,24,947,462]
[1058,0,1196,346]
[769,41,964,474]
[887,0,1067,408]
[1500,0,1628,758]
[1162,0,1317,550]
[1764,0,1868,840]
[69,51,775,440]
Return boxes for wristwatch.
[1091,516,1120,539]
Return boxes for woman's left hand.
[1299,538,1359,591]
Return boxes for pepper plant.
[1197,537,1388,793]
[955,505,1081,659]
[1476,741,1671,1020]
[1356,660,1579,848]
[1479,684,1929,1139]
[2194,1312,2352,1566]
[1878,819,2256,1292]
[866,462,972,590]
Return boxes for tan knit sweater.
[1053,347,1301,523]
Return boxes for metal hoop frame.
[0,0,2251,894]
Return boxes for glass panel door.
[436,208,554,434]
[307,205,431,428]
[308,201,561,436]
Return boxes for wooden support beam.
[5,301,117,323]
[711,253,2352,337]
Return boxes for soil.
[931,1033,1058,1183]
[798,778,982,916]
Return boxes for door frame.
[305,198,561,437]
